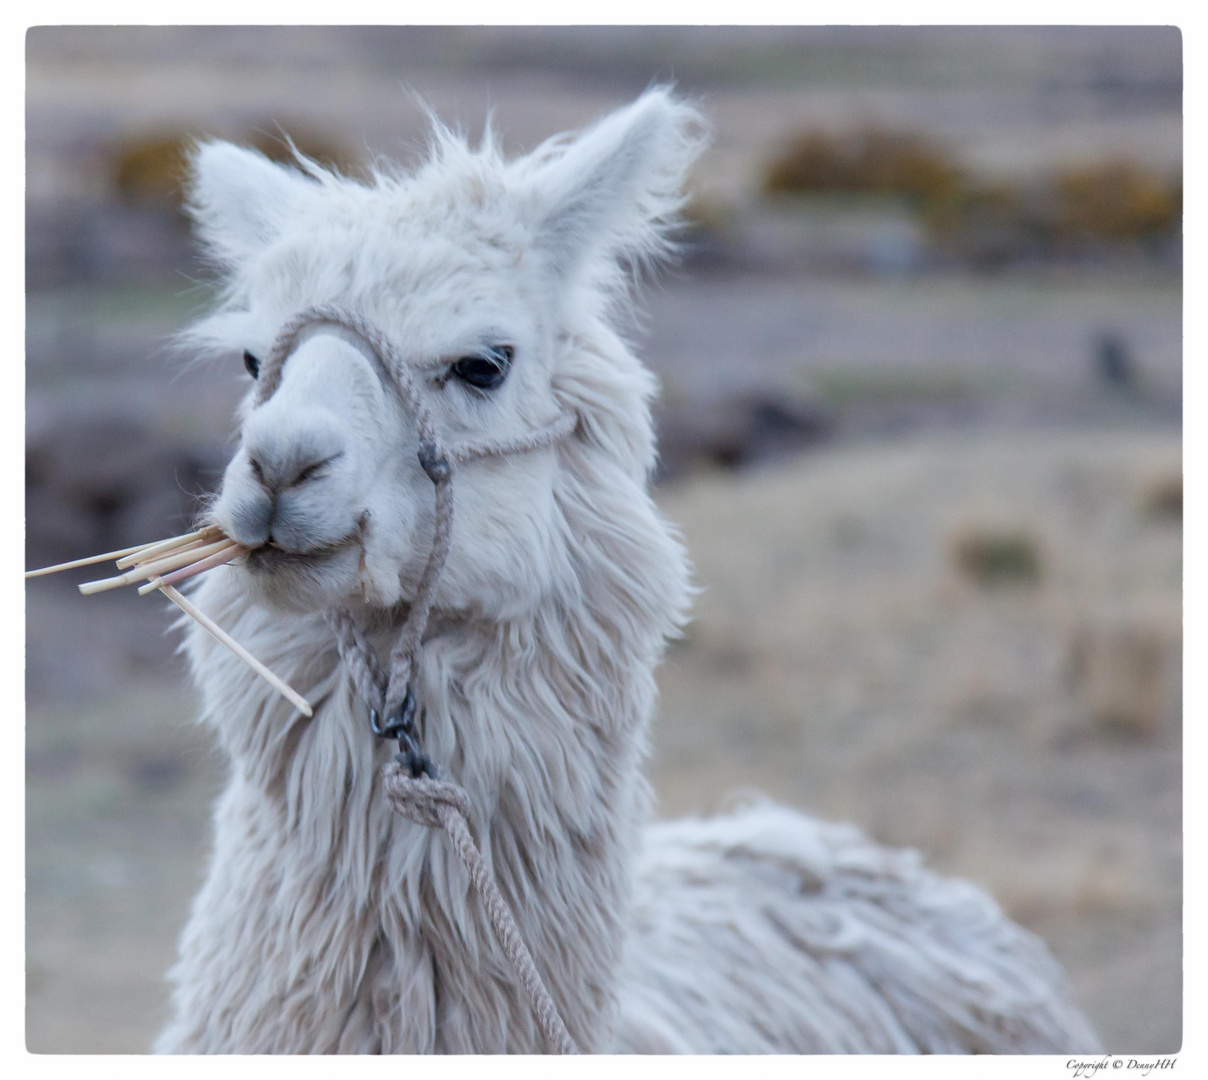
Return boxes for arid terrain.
[27,427,1181,1053]
[25,26,1181,1054]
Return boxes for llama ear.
[520,88,707,278]
[187,142,310,264]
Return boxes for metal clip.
[417,439,451,484]
[369,687,432,778]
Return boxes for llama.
[154,90,1102,1054]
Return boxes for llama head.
[190,90,705,619]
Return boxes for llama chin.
[153,89,1103,1055]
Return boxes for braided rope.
[325,609,386,710]
[447,408,580,465]
[259,304,435,435]
[383,766,580,1054]
[384,473,455,715]
[263,305,580,1054]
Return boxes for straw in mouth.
[26,526,313,717]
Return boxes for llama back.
[616,802,1103,1054]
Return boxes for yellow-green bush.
[110,126,357,207]
[1051,161,1182,245]
[762,124,1181,263]
[111,134,190,204]
[762,127,964,207]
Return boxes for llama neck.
[171,492,684,1052]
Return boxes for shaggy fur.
[155,90,1102,1054]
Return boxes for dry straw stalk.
[25,528,313,716]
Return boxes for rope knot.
[417,439,452,484]
[382,767,470,829]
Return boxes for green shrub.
[952,528,1042,587]
[762,127,964,207]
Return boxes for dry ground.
[653,428,1181,1054]
[26,428,1181,1053]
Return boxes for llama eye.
[243,351,261,379]
[451,346,513,391]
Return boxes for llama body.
[156,91,1101,1053]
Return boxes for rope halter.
[259,303,577,773]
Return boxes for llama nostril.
[248,456,267,486]
[229,493,274,549]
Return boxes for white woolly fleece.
[154,89,1102,1055]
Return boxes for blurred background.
[25,26,1181,1053]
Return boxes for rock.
[25,398,225,569]
[653,390,832,482]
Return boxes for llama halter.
[259,304,580,1054]
[261,303,577,771]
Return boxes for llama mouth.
[243,536,356,573]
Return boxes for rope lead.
[383,766,580,1054]
[267,305,580,1054]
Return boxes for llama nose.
[247,447,339,497]
[224,436,345,550]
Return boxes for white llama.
[154,90,1102,1053]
